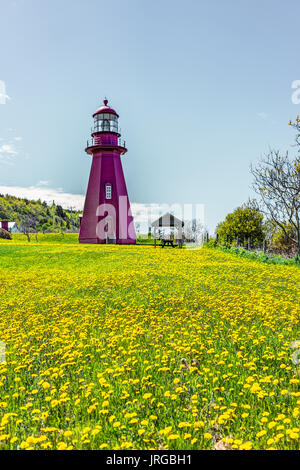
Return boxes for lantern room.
[92,99,119,134]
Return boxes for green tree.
[251,118,300,254]
[216,202,265,246]
[56,205,66,219]
[264,220,297,256]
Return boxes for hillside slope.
[0,194,81,232]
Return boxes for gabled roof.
[151,212,184,228]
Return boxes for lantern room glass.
[94,113,119,133]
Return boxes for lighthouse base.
[79,147,136,245]
[78,237,136,245]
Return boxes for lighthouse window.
[94,114,118,133]
[102,120,110,131]
[106,184,112,200]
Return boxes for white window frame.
[105,184,112,200]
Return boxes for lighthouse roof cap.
[93,99,119,118]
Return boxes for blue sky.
[0,0,300,232]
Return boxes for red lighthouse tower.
[79,99,136,244]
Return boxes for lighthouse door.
[106,233,116,244]
[104,214,116,244]
[105,233,117,245]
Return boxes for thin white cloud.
[0,185,85,210]
[0,144,18,164]
[0,144,17,155]
[0,80,10,104]
[0,185,161,223]
[0,185,203,230]
[0,185,157,217]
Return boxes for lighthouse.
[79,99,136,244]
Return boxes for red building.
[0,220,9,231]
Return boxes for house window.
[105,184,112,200]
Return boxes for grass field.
[0,238,299,450]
